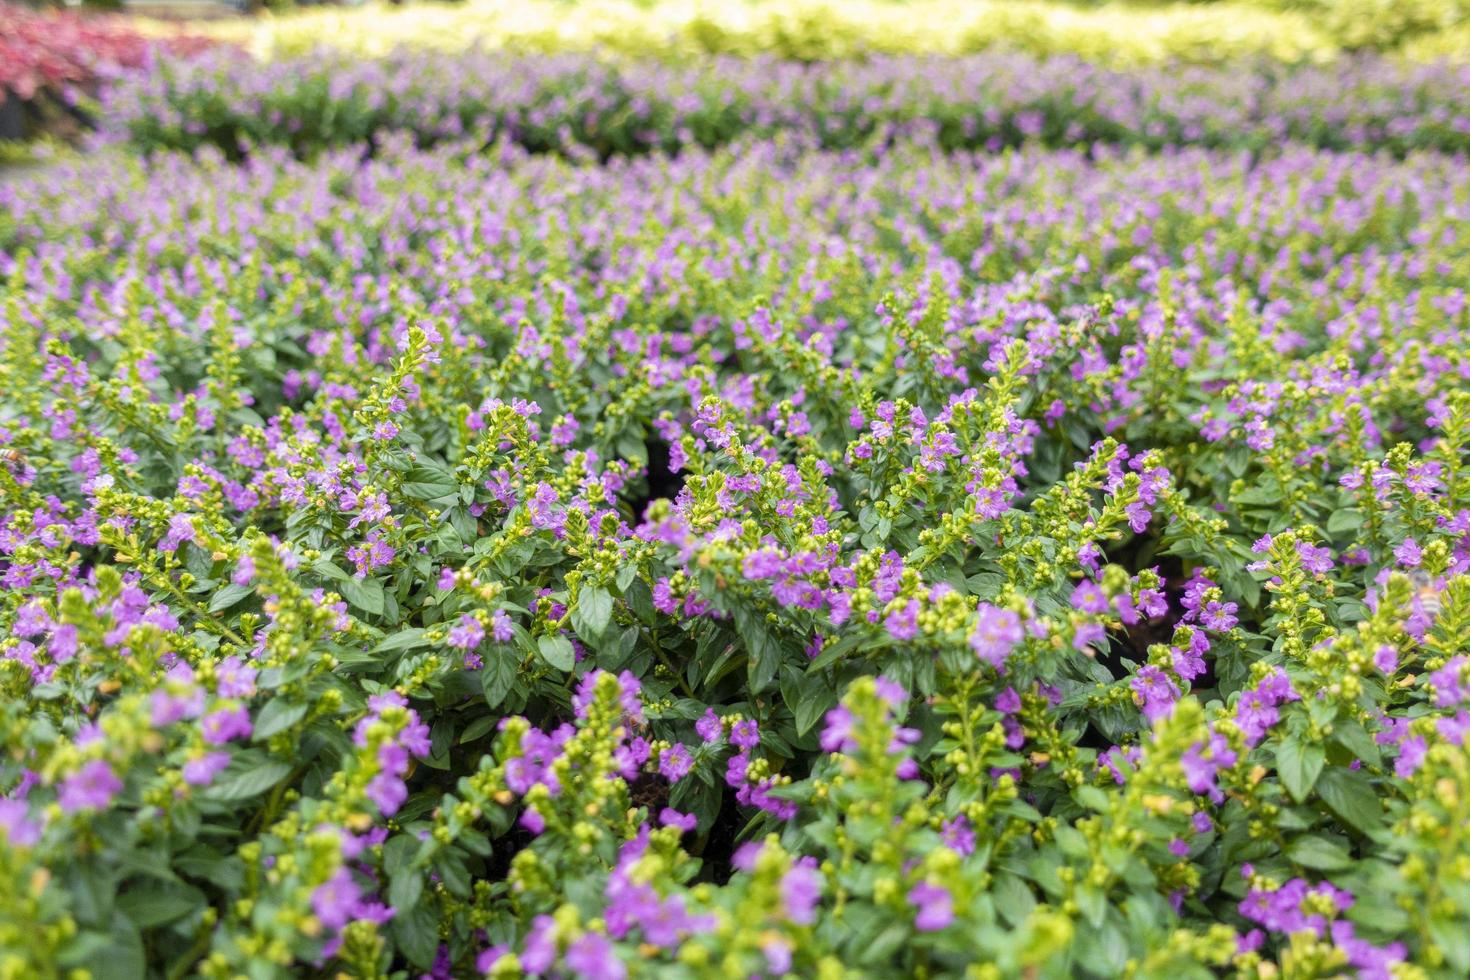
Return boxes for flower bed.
[3,60,1470,980]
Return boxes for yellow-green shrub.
[143,0,1345,65]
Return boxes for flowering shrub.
[102,50,1470,160]
[0,2,209,103]
[3,77,1470,978]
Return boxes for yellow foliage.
[136,0,1345,65]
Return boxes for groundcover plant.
[2,60,1470,980]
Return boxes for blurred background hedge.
[128,0,1470,65]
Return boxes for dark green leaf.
[483,647,519,708]
[1277,737,1325,803]
[252,699,309,740]
[1286,835,1353,871]
[117,881,204,929]
[1316,767,1384,834]
[537,634,575,672]
[374,628,428,653]
[393,901,440,970]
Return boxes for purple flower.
[0,799,42,846]
[763,939,793,974]
[941,815,976,856]
[695,708,723,742]
[521,916,557,973]
[48,624,78,662]
[1394,537,1422,567]
[447,614,484,650]
[1200,600,1238,632]
[216,657,258,698]
[366,773,408,816]
[490,609,514,643]
[658,743,693,781]
[58,760,122,813]
[476,946,510,974]
[232,556,255,586]
[311,867,361,931]
[1181,732,1236,802]
[1394,736,1427,778]
[883,599,918,640]
[1297,541,1334,575]
[780,862,822,925]
[1070,580,1109,614]
[182,752,232,786]
[820,705,855,753]
[1430,656,1470,707]
[659,807,697,832]
[908,881,954,931]
[1073,621,1107,653]
[158,513,196,553]
[1131,665,1180,723]
[1236,668,1299,745]
[564,933,624,980]
[200,705,253,744]
[969,603,1023,670]
[1172,638,1207,681]
[730,719,760,749]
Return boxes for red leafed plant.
[0,1,212,102]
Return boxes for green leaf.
[207,583,252,613]
[252,699,309,740]
[992,871,1036,926]
[338,576,385,616]
[393,901,441,970]
[1286,835,1352,871]
[374,628,428,653]
[1315,766,1384,834]
[792,679,837,736]
[483,647,519,708]
[98,914,145,980]
[380,834,419,879]
[571,586,613,640]
[1074,785,1110,812]
[1276,737,1325,803]
[204,760,294,802]
[735,607,782,694]
[117,881,204,929]
[185,543,214,582]
[537,634,575,672]
[402,462,459,502]
[1076,884,1107,928]
[388,870,423,911]
[1332,719,1381,767]
[1326,508,1363,534]
[459,714,498,744]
